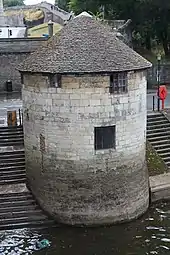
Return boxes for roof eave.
[18,64,152,75]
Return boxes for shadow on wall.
[23,16,45,28]
[0,38,47,93]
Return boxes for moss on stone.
[146,141,168,176]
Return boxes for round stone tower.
[18,13,152,226]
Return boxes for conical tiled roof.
[18,15,151,73]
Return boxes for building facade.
[19,14,151,225]
[0,26,26,38]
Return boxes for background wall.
[4,2,71,26]
[0,37,47,92]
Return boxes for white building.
[0,26,26,38]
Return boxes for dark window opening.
[21,74,24,84]
[49,74,62,87]
[40,133,45,152]
[94,126,116,150]
[110,72,127,94]
[9,30,12,36]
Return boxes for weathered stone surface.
[0,183,28,195]
[150,173,170,202]
[0,38,47,92]
[62,75,109,89]
[22,71,149,225]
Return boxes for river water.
[1,202,170,254]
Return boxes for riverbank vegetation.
[146,142,168,176]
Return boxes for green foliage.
[67,0,170,57]
[146,141,168,176]
[4,0,24,7]
[69,0,101,14]
[55,0,70,11]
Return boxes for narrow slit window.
[110,72,127,94]
[21,74,24,84]
[94,126,116,150]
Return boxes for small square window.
[49,74,61,87]
[94,126,116,150]
[110,72,127,94]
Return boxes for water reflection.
[2,202,170,254]
[0,229,42,254]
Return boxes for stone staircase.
[0,191,55,230]
[0,150,26,185]
[0,125,56,230]
[0,126,25,185]
[0,126,24,147]
[147,112,170,167]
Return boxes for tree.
[68,0,170,56]
[55,0,70,11]
[69,0,101,14]
[4,0,24,7]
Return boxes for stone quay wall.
[5,2,71,26]
[22,71,149,226]
[0,38,47,93]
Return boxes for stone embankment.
[0,108,170,230]
[0,124,56,230]
[148,111,170,203]
[150,173,170,202]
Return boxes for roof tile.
[18,15,152,73]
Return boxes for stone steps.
[0,126,24,147]
[0,191,56,230]
[147,130,170,138]
[157,147,170,154]
[0,157,25,164]
[0,149,26,185]
[147,119,169,126]
[0,169,25,175]
[148,135,170,142]
[0,160,25,167]
[147,122,170,130]
[0,220,56,231]
[0,140,24,147]
[0,126,57,230]
[147,112,170,168]
[147,126,170,134]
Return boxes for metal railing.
[18,108,23,126]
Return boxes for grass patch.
[146,141,168,176]
[28,22,62,37]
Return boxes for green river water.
[1,202,170,255]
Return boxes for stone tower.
[18,14,152,226]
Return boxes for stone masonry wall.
[0,53,28,92]
[22,71,149,226]
[0,38,47,92]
